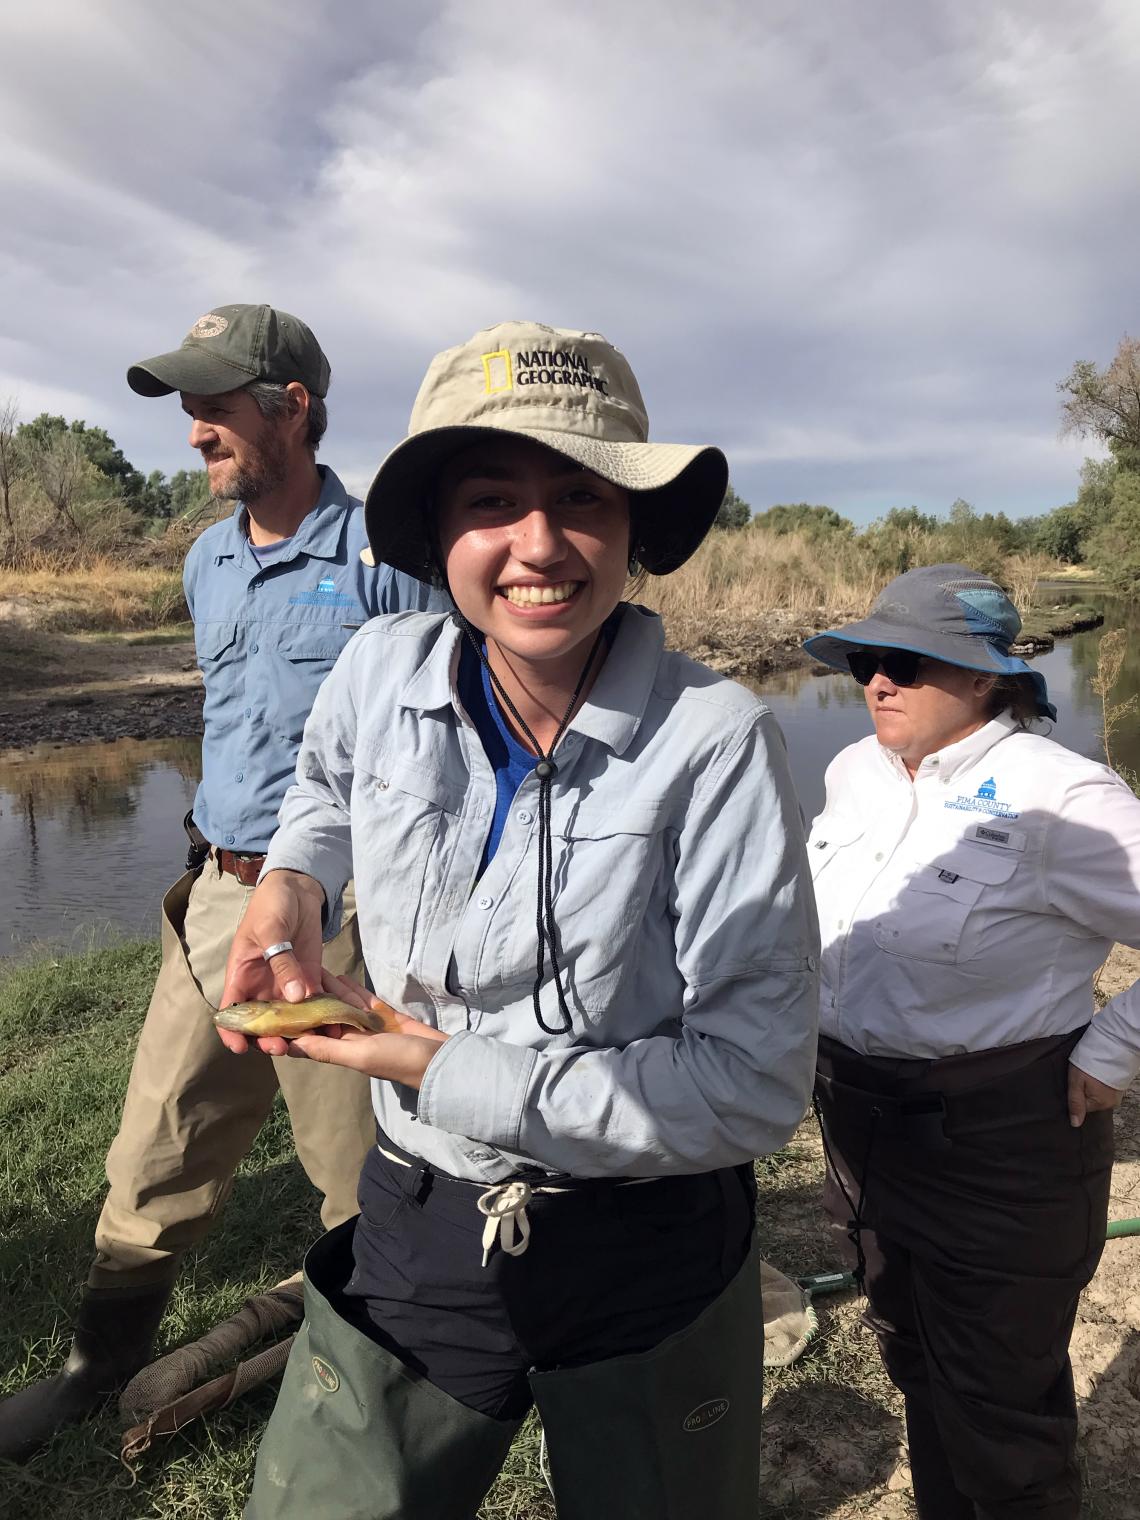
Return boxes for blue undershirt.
[457,638,536,871]
[246,533,296,568]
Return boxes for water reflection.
[0,738,200,961]
[0,593,1135,957]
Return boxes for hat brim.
[803,621,1056,720]
[364,423,728,581]
[126,347,257,398]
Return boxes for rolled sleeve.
[262,645,360,937]
[416,1032,537,1148]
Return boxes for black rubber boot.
[0,1281,172,1462]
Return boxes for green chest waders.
[528,1238,764,1520]
[247,1222,764,1520]
[244,1222,519,1520]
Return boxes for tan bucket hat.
[364,321,728,581]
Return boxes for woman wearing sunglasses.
[802,563,1140,1520]
[216,322,820,1519]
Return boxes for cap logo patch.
[482,349,513,394]
[481,346,610,397]
[190,313,229,339]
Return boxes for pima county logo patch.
[482,349,513,393]
[312,1355,340,1393]
[682,1397,730,1433]
[944,776,1019,819]
[189,313,229,339]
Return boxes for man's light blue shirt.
[184,465,441,852]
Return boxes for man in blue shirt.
[0,304,440,1459]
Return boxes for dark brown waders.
[245,1221,764,1520]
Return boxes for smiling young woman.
[219,322,821,1520]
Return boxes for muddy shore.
[0,600,1105,756]
[0,609,832,755]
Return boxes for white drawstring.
[477,1180,534,1267]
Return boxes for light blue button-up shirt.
[264,604,821,1182]
[184,466,440,852]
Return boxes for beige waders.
[244,1221,764,1520]
[91,859,375,1290]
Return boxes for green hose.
[1106,1217,1140,1239]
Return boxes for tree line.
[0,401,213,559]
[4,333,1139,590]
[712,333,1140,596]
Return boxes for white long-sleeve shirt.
[808,712,1140,1091]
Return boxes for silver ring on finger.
[262,940,295,962]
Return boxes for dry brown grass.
[641,529,885,625]
[0,551,186,632]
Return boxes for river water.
[0,593,1136,960]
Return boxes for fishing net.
[119,1276,304,1464]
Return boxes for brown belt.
[215,849,267,887]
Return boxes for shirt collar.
[568,604,663,755]
[213,466,353,569]
[398,603,664,758]
[880,710,1020,786]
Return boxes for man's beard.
[213,425,290,504]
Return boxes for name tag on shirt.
[968,822,1025,851]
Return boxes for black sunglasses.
[846,648,925,687]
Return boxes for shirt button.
[244,707,252,718]
[516,809,533,824]
[377,780,389,791]
[806,954,818,971]
[837,919,844,929]
[251,642,259,654]
[874,852,884,862]
[477,895,493,910]
[235,771,244,782]
[225,833,236,845]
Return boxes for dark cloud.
[0,0,1134,521]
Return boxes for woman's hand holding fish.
[217,869,328,1053]
[285,1005,449,1091]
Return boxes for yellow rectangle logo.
[482,349,513,393]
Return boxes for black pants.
[340,1142,757,1420]
[815,1031,1113,1520]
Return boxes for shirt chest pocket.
[497,799,673,1003]
[351,757,464,972]
[274,626,351,740]
[195,620,239,666]
[877,842,1020,965]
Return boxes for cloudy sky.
[2,0,1137,523]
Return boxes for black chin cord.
[459,615,606,1035]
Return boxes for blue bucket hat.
[803,563,1056,720]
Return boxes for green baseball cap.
[364,320,728,581]
[127,304,331,399]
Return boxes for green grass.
[84,624,194,646]
[0,943,912,1519]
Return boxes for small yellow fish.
[214,995,400,1038]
